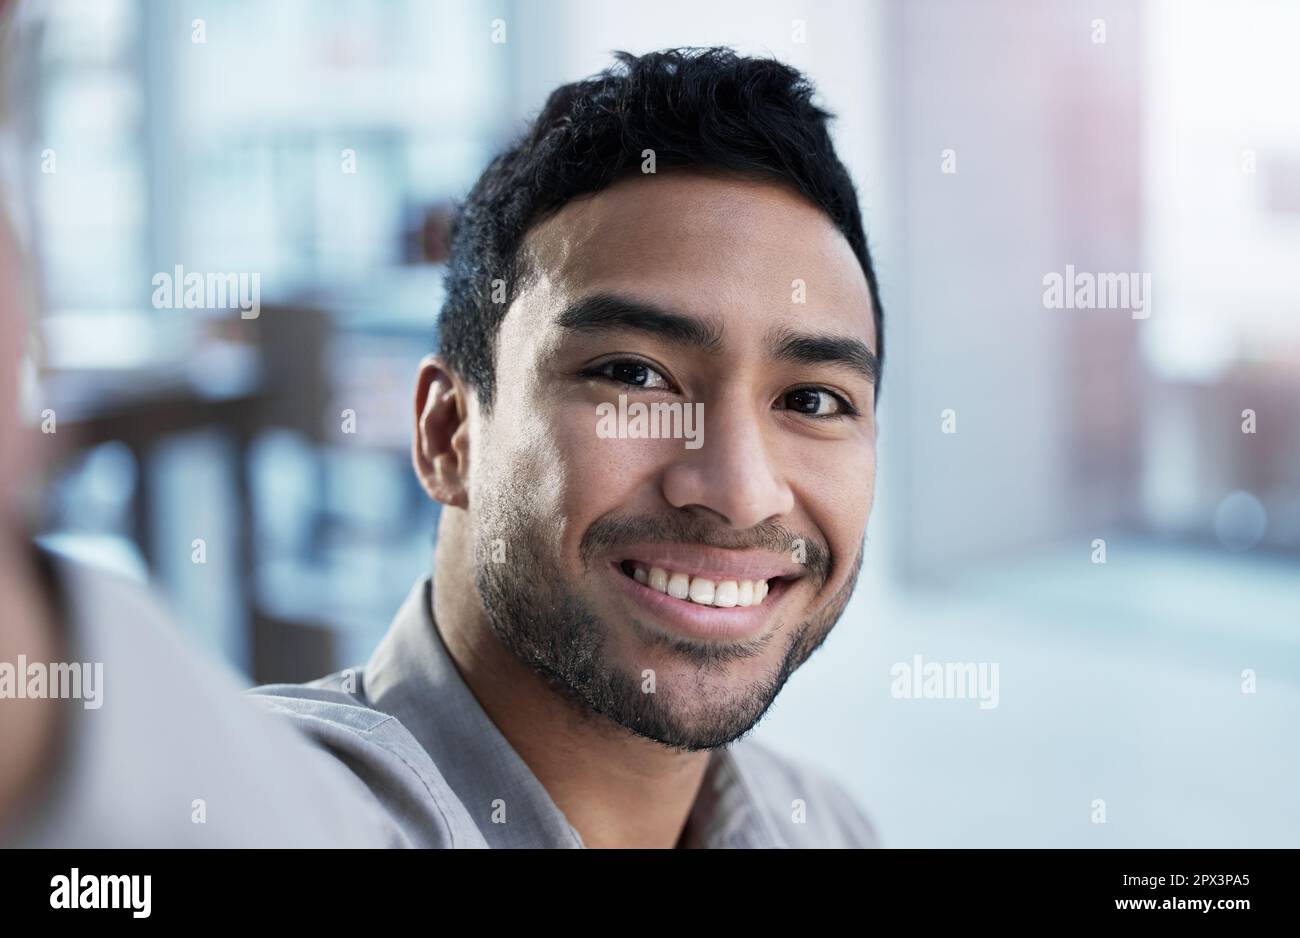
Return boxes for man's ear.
[412,355,471,509]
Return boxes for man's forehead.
[516,171,875,348]
[525,171,851,270]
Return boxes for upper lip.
[610,543,806,583]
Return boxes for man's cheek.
[559,415,658,491]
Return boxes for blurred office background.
[0,0,1296,846]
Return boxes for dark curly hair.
[437,46,883,413]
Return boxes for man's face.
[469,170,877,751]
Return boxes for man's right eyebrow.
[554,293,725,354]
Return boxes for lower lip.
[607,562,787,642]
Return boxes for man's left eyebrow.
[768,327,880,385]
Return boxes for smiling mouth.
[616,560,788,609]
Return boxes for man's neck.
[431,550,711,848]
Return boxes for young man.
[250,47,884,848]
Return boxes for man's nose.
[659,400,794,529]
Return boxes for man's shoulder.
[247,671,393,733]
[245,669,436,782]
[245,672,483,848]
[726,736,881,848]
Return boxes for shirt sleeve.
[2,552,402,848]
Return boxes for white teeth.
[631,565,771,608]
[688,577,715,605]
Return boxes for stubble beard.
[473,478,864,752]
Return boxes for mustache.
[579,513,832,585]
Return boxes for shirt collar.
[361,577,785,849]
[362,577,583,847]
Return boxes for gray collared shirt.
[248,577,878,848]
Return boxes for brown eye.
[586,359,673,390]
[778,387,855,418]
[612,362,649,385]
